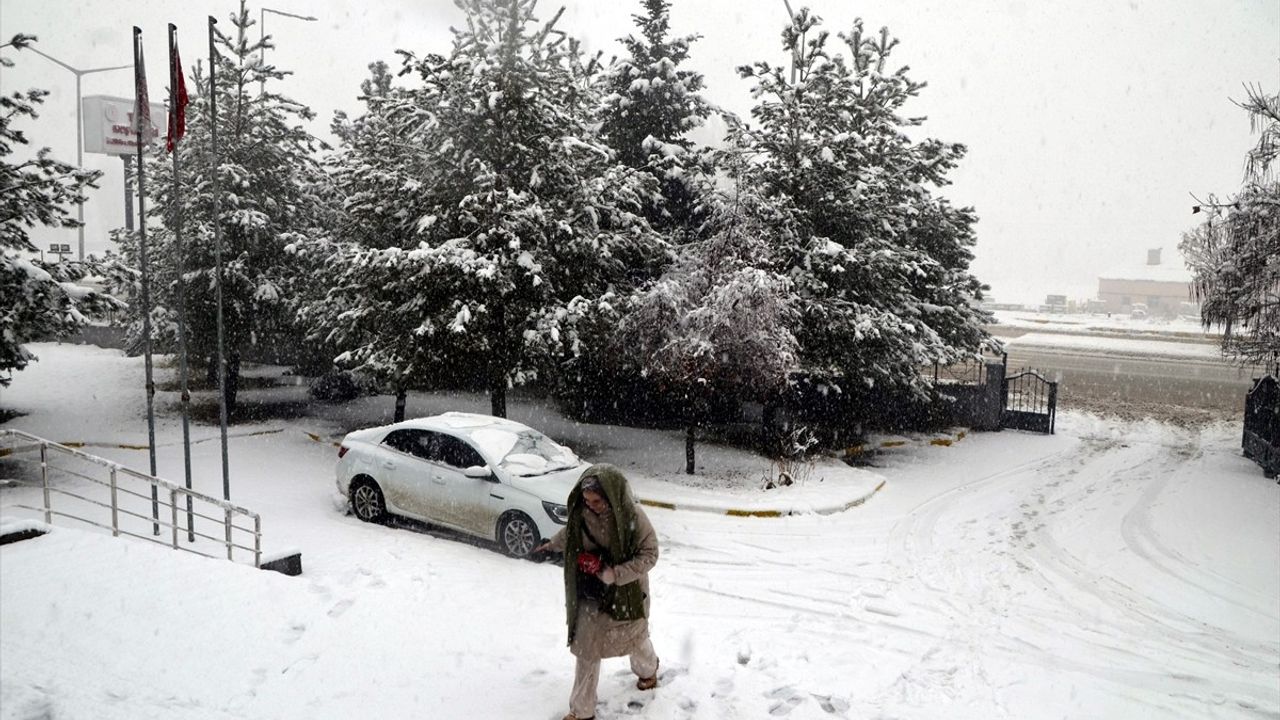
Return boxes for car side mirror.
[464,465,494,481]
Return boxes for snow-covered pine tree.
[1,34,121,386]
[111,2,335,416]
[291,61,432,420]
[732,10,993,405]
[313,0,668,418]
[597,0,715,239]
[618,183,799,473]
[1181,84,1279,369]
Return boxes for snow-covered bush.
[308,370,364,404]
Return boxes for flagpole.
[209,15,231,501]
[133,26,160,535]
[169,23,195,541]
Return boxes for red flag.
[167,28,188,153]
[133,28,154,145]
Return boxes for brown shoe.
[636,658,660,690]
[562,715,594,720]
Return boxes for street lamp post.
[25,47,130,261]
[259,7,317,95]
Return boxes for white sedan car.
[335,412,586,557]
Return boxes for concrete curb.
[636,479,887,518]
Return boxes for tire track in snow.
[999,431,1280,709]
[879,430,1279,714]
[1021,435,1275,662]
[1118,434,1278,622]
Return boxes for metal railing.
[0,429,261,566]
[930,358,988,386]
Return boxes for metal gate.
[1002,366,1058,434]
[1243,375,1279,479]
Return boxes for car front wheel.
[351,479,386,523]
[498,512,540,558]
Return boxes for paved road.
[992,328,1263,418]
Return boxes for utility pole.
[25,47,130,261]
[259,7,318,96]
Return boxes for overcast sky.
[2,0,1277,305]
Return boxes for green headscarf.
[562,463,647,645]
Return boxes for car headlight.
[542,501,568,525]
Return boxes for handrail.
[0,429,261,566]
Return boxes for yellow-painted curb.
[880,440,908,448]
[637,499,676,511]
[303,431,342,447]
[725,508,783,518]
[929,438,953,447]
[841,480,888,510]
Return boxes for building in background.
[1097,248,1197,318]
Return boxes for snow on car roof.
[437,411,522,428]
[392,412,528,433]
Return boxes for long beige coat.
[547,504,659,659]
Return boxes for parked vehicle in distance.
[1130,302,1149,319]
[335,412,586,558]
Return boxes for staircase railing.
[0,429,261,566]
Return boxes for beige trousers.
[569,638,659,718]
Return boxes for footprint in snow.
[812,694,851,714]
[712,676,734,698]
[328,599,354,618]
[282,622,306,643]
[766,686,805,716]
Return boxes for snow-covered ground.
[2,344,1278,719]
[991,310,1218,339]
[1004,331,1224,361]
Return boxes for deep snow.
[2,343,1277,719]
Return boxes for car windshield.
[469,428,579,477]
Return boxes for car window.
[381,429,440,462]
[436,435,485,469]
[382,429,419,455]
[408,431,445,462]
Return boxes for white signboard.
[82,95,165,156]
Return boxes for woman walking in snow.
[534,465,660,720]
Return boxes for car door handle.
[382,460,396,469]
[431,476,447,485]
